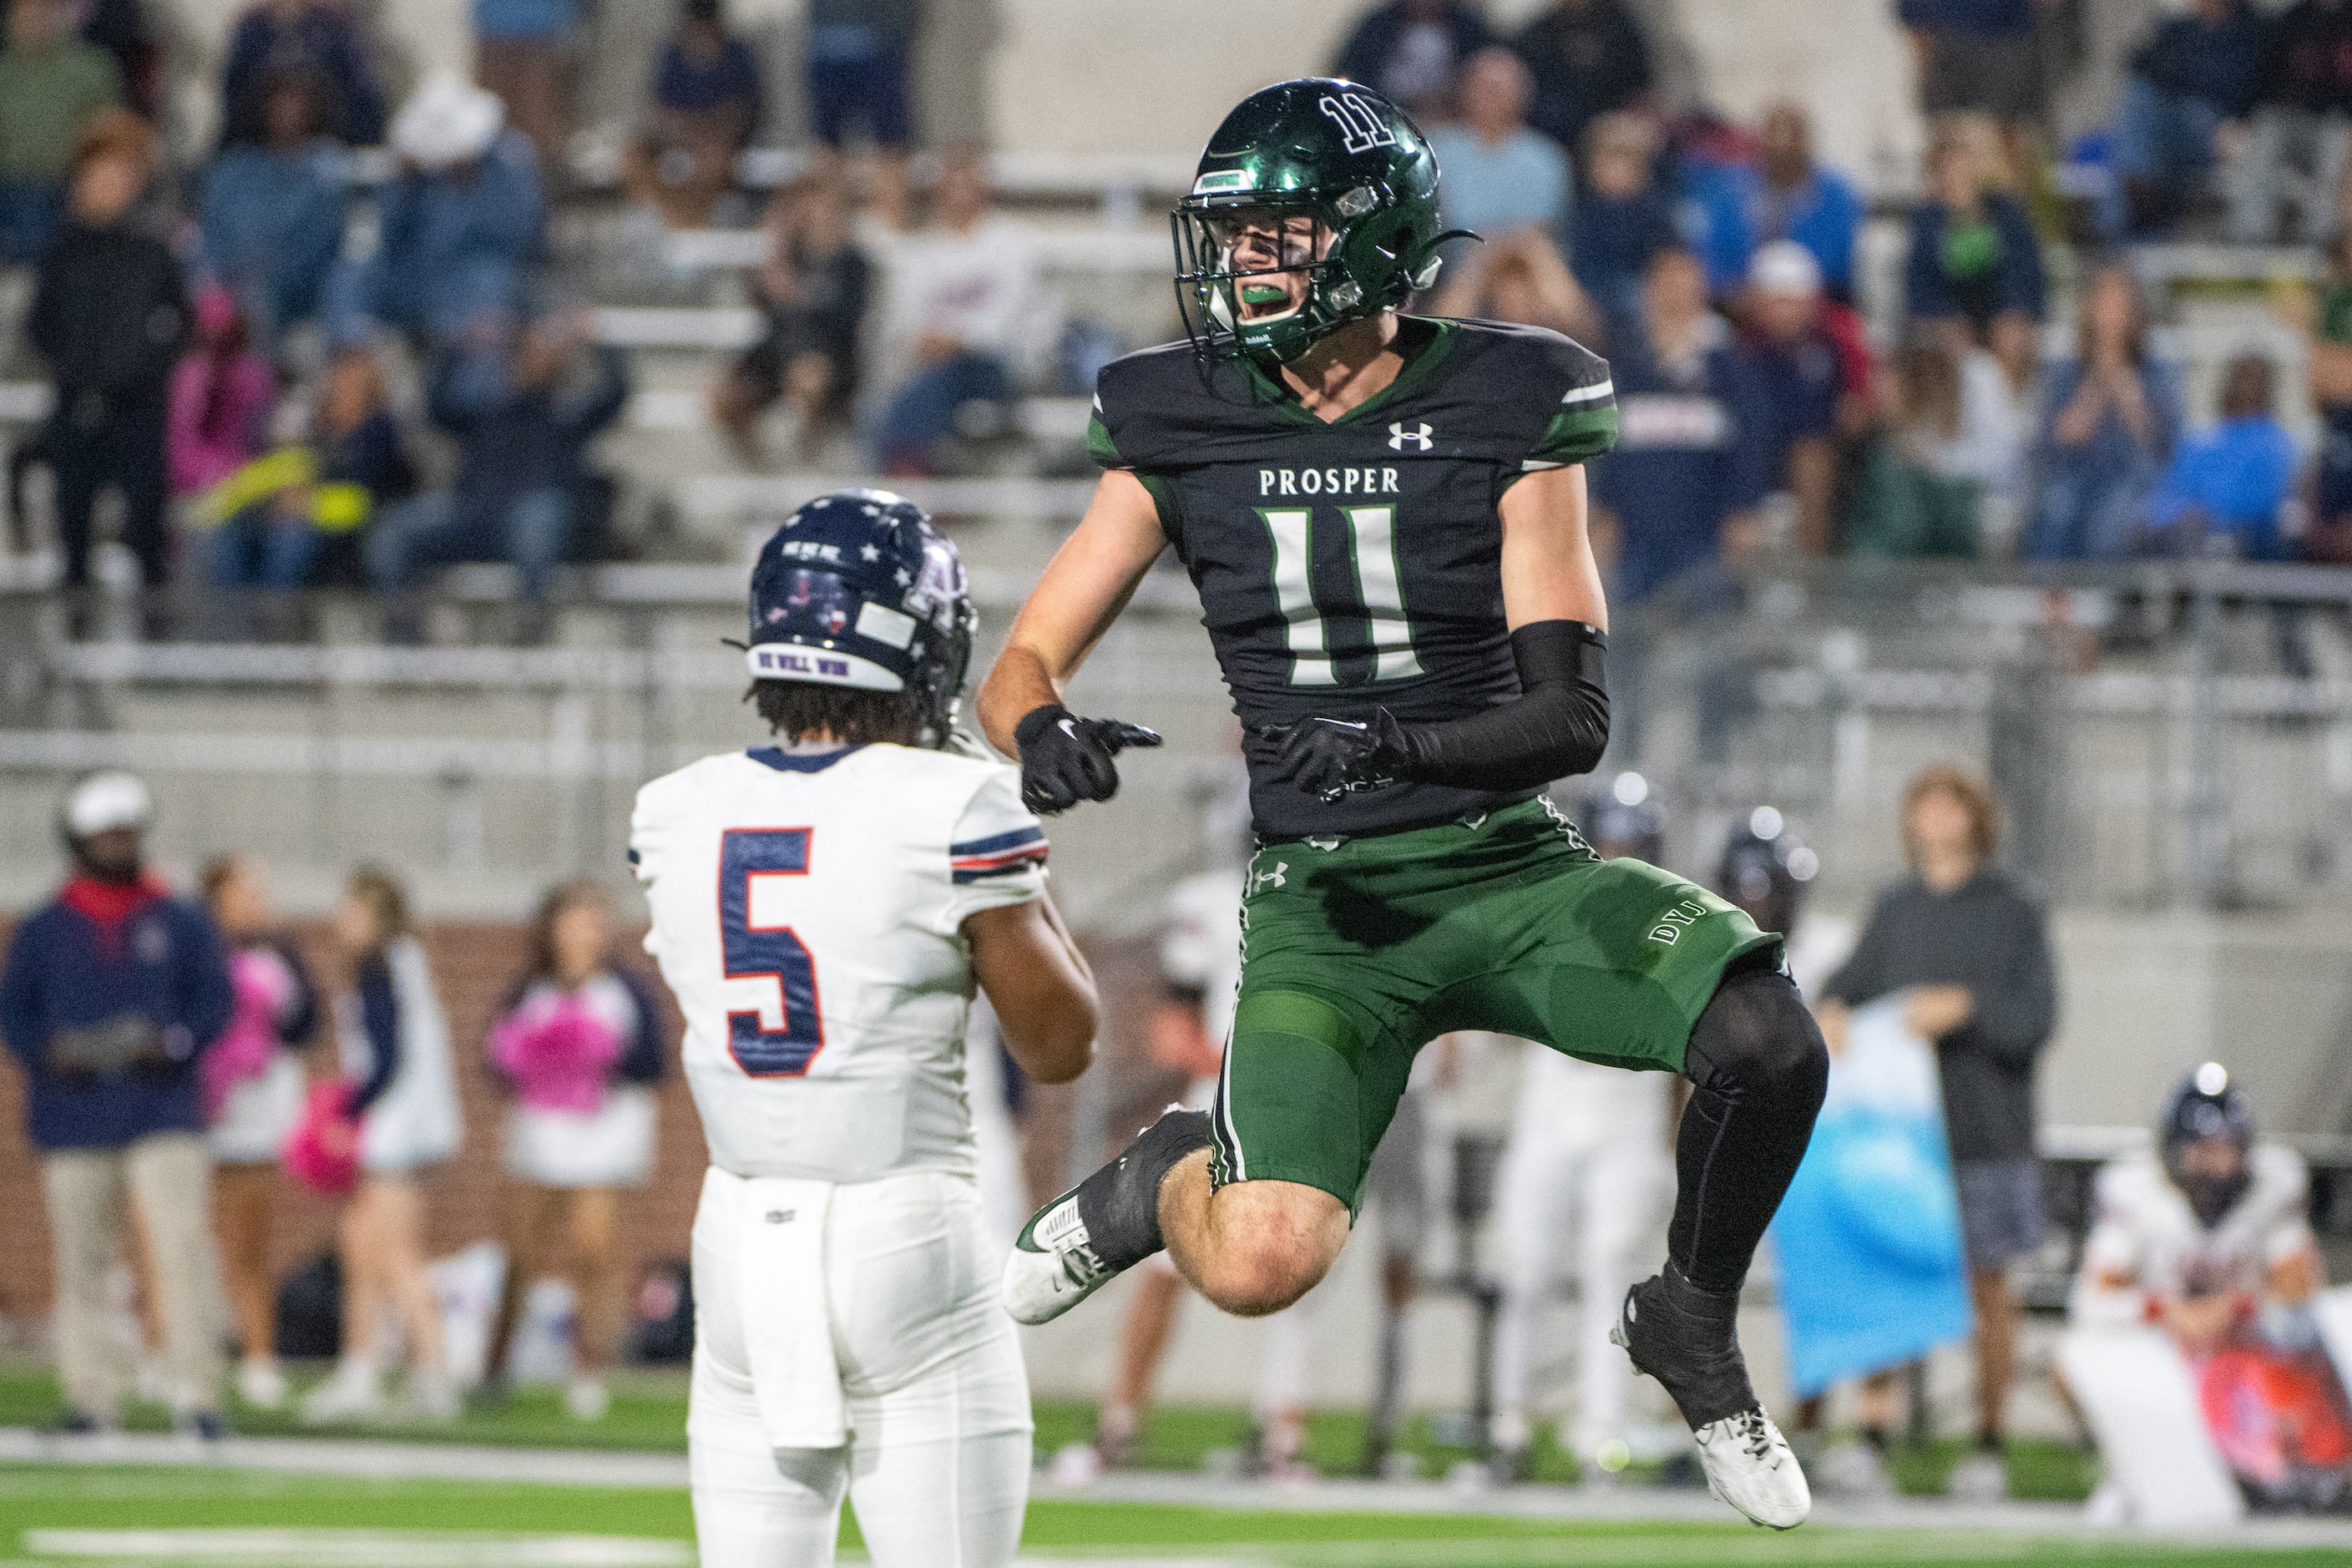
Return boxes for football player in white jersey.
[632,490,1100,1568]
[2071,1063,2322,1343]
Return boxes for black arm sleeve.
[1395,620,1610,792]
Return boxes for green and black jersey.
[1090,315,1618,838]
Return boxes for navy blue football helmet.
[1716,806,1818,937]
[1583,771,1666,862]
[745,489,976,747]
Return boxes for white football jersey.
[1161,867,1244,1047]
[2071,1144,2316,1325]
[631,742,1048,1182]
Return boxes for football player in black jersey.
[979,78,1826,1527]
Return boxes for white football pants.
[689,1167,1032,1568]
[1488,1113,1672,1459]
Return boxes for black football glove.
[1270,709,1417,802]
[1014,703,1162,814]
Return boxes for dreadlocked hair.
[749,680,921,746]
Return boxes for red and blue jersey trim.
[951,825,1049,884]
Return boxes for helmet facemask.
[1175,186,1432,365]
[908,598,978,750]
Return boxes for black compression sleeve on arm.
[1394,620,1610,792]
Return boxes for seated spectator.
[330,73,546,347]
[1569,112,1678,321]
[806,0,915,230]
[1512,0,1652,162]
[28,111,185,597]
[1846,335,2020,559]
[873,149,1041,476]
[0,0,122,263]
[1330,0,1494,121]
[2228,0,2352,245]
[1694,104,1861,301]
[218,0,387,149]
[0,771,234,1436]
[2071,1067,2343,1511]
[1591,245,1742,605]
[1430,225,1598,342]
[1725,241,1859,555]
[648,0,762,230]
[1590,245,1752,763]
[1900,0,2041,139]
[167,285,276,508]
[2142,354,2299,563]
[1905,124,2046,392]
[2117,0,2265,236]
[1427,48,1570,242]
[2024,261,2179,561]
[207,346,417,595]
[366,309,627,640]
[199,65,349,346]
[474,0,577,172]
[711,173,871,462]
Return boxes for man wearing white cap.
[327,72,546,345]
[0,771,235,1435]
[1725,239,1864,557]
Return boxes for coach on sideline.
[1814,765,2057,1505]
[0,771,235,1436]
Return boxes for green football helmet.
[1172,77,1464,364]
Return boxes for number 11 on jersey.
[719,827,824,1075]
[1257,504,1423,686]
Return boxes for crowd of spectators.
[22,0,2352,643]
[1299,0,2352,648]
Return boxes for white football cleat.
[1002,1191,1124,1325]
[1692,1405,1811,1530]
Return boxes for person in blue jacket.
[1694,104,1863,301]
[0,771,233,1435]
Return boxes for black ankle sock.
[1667,964,1829,1294]
[1071,1107,1211,1272]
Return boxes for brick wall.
[0,920,1166,1326]
[0,922,707,1322]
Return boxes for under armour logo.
[1388,422,1433,452]
[1319,93,1397,154]
[1250,860,1289,894]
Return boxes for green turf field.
[0,1367,2094,1500]
[0,1464,2338,1568]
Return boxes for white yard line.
[8,1427,2352,1553]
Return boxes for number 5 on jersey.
[719,827,823,1075]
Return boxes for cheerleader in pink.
[199,856,320,1410]
[483,880,667,1419]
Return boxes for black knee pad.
[1683,962,1829,1102]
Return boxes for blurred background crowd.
[0,0,2350,1526]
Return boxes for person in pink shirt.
[482,880,667,1420]
[166,282,275,501]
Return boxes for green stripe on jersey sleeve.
[1086,402,1125,468]
[1530,400,1620,467]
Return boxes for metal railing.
[5,557,2352,915]
[1617,558,2352,912]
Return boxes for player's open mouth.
[1238,282,1294,318]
